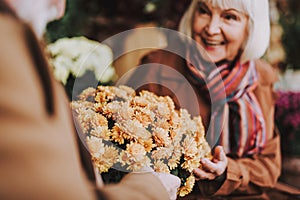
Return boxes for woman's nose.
[205,16,221,35]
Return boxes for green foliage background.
[46,0,86,43]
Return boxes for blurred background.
[46,0,300,188]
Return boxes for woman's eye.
[223,14,238,21]
[197,5,209,15]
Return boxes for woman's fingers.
[201,158,217,173]
[214,146,228,175]
[194,146,228,179]
[193,168,216,180]
[215,146,227,162]
[201,158,224,176]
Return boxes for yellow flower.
[194,116,205,142]
[151,147,172,160]
[86,136,105,157]
[153,127,171,147]
[95,113,108,126]
[111,125,127,144]
[95,86,115,103]
[178,175,195,197]
[78,87,96,101]
[119,149,151,172]
[154,160,170,173]
[71,85,212,197]
[93,145,119,173]
[126,142,146,160]
[142,138,155,152]
[114,119,151,142]
[90,126,111,140]
[181,156,200,172]
[119,151,131,166]
[132,107,152,127]
[168,157,180,170]
[127,156,151,171]
[182,136,198,158]
[123,142,150,171]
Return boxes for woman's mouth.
[201,38,226,46]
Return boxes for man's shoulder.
[0,13,28,59]
[0,13,22,35]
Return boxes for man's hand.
[137,166,181,200]
[152,172,181,200]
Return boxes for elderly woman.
[124,0,281,198]
[0,0,180,199]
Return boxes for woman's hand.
[193,146,228,180]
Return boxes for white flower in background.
[47,36,117,85]
[49,55,72,85]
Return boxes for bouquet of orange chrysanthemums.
[71,85,212,197]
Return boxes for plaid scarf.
[186,45,266,157]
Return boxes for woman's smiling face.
[192,2,248,63]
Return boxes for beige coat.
[124,48,282,199]
[0,13,169,200]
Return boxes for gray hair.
[179,0,270,63]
